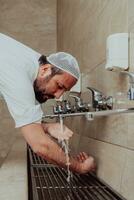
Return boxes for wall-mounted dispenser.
[105,33,129,71]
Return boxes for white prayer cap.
[47,52,80,80]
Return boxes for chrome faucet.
[53,102,63,114]
[87,87,113,110]
[53,100,73,114]
[69,95,90,112]
[120,71,134,100]
[62,100,72,113]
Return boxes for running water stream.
[59,116,72,183]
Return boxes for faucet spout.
[87,87,104,110]
[87,87,113,110]
[69,94,88,112]
[87,87,103,98]
[120,71,134,100]
[120,71,134,87]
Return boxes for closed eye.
[57,82,67,90]
[58,85,63,90]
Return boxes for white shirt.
[0,33,43,128]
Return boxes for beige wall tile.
[120,149,134,200]
[81,70,98,92]
[65,116,81,134]
[96,0,128,41]
[127,113,134,149]
[79,116,97,138]
[4,31,57,55]
[128,0,134,70]
[0,0,57,54]
[0,100,11,119]
[128,0,134,31]
[58,0,99,72]
[96,63,129,96]
[58,0,127,72]
[78,136,126,194]
[129,33,134,70]
[95,115,128,147]
[127,0,134,153]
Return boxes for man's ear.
[39,64,52,77]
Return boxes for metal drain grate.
[28,146,126,200]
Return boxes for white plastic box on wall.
[105,33,129,71]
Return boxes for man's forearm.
[21,123,81,172]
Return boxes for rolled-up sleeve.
[14,104,43,128]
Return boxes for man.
[0,33,95,173]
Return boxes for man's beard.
[33,79,54,104]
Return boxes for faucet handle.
[53,101,63,114]
[106,96,113,110]
[69,94,88,112]
[120,71,134,87]
[69,95,81,102]
[87,87,104,98]
[120,71,134,100]
[62,100,72,113]
[87,87,104,110]
[53,104,63,114]
[87,87,113,110]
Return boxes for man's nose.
[54,90,64,99]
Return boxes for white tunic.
[0,33,43,128]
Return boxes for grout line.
[85,136,134,151]
[119,149,127,194]
[85,59,106,74]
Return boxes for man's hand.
[42,122,73,140]
[74,152,96,174]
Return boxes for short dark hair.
[38,55,63,76]
[38,55,50,65]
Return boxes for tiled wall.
[0,100,19,166]
[57,0,134,199]
[0,0,57,166]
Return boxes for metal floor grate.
[28,147,126,200]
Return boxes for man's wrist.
[70,157,82,173]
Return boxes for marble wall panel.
[78,136,129,195]
[120,149,134,200]
[0,0,57,54]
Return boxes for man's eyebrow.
[58,82,67,90]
